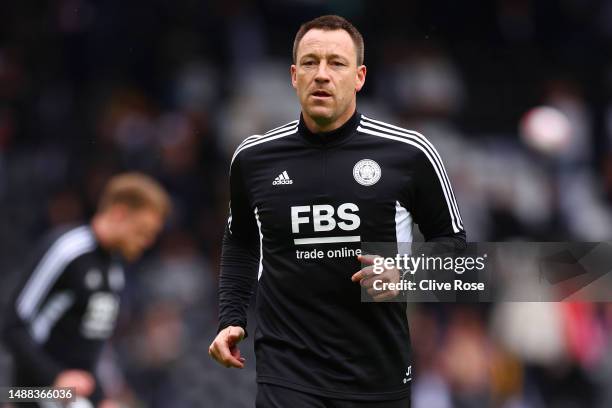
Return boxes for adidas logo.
[272,171,293,185]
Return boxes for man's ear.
[355,65,367,92]
[290,65,298,89]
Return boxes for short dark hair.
[293,15,364,66]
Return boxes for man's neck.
[302,107,357,134]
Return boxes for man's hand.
[53,369,95,397]
[209,326,246,368]
[352,254,401,301]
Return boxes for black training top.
[3,225,124,401]
[218,110,466,401]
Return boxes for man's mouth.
[311,90,332,98]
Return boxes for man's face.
[115,207,164,261]
[291,29,366,129]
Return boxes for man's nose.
[314,61,330,82]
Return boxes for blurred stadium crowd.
[1,1,612,407]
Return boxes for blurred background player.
[2,173,170,408]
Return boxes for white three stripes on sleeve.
[30,291,75,343]
[16,226,96,321]
[231,122,299,166]
[234,120,298,151]
[358,116,464,233]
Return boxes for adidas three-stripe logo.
[272,171,293,185]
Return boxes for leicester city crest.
[353,159,381,186]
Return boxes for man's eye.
[303,61,315,66]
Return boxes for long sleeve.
[3,269,68,385]
[411,147,466,250]
[3,320,65,384]
[217,154,261,333]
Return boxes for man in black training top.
[209,15,466,407]
[3,173,171,408]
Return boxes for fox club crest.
[353,159,381,186]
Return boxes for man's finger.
[359,276,375,289]
[209,327,246,369]
[351,265,375,282]
[357,254,381,266]
[217,341,245,368]
[362,275,383,290]
[230,344,247,363]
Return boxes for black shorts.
[256,383,411,408]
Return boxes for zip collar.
[298,110,360,147]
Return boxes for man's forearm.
[217,227,259,333]
[3,323,65,384]
[217,266,257,332]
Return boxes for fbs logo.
[291,203,360,233]
[273,170,293,185]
